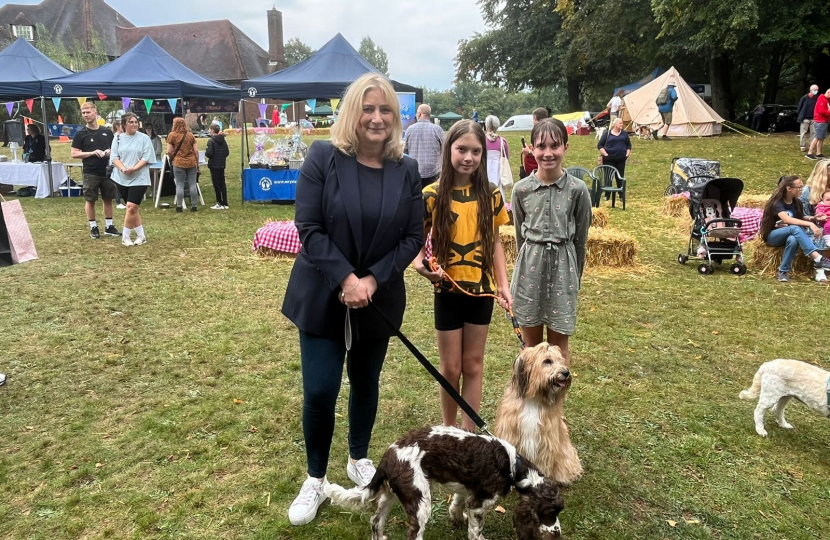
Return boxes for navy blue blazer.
[282,141,424,341]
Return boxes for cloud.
[104,0,484,89]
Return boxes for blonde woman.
[166,117,200,212]
[281,73,423,526]
[801,159,830,215]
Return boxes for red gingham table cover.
[252,220,301,254]
[732,207,763,242]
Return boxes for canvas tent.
[0,38,71,100]
[241,33,423,102]
[42,37,239,100]
[621,66,723,137]
[613,67,664,97]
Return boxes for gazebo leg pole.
[239,99,245,206]
[41,97,55,198]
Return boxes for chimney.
[267,7,285,70]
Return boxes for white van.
[497,114,534,132]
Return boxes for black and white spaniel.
[326,425,563,540]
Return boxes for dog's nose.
[561,369,570,379]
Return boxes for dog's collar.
[826,375,830,409]
[512,454,524,482]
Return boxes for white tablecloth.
[0,162,67,198]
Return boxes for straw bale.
[737,194,768,209]
[500,226,518,263]
[586,227,638,268]
[591,207,609,229]
[254,247,297,260]
[661,195,689,217]
[747,237,814,277]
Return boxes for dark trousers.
[602,157,627,199]
[209,168,227,206]
[299,330,390,478]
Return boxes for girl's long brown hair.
[432,119,495,276]
[759,175,803,241]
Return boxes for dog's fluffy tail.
[325,462,387,512]
[739,365,765,400]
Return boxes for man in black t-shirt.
[71,102,119,239]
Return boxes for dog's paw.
[756,428,768,437]
[779,422,794,430]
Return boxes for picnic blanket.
[252,220,301,254]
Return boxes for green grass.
[1,131,829,540]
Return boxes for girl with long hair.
[166,117,200,212]
[414,119,511,431]
[759,175,830,282]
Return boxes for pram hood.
[688,177,744,219]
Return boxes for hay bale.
[737,193,768,209]
[586,227,638,268]
[591,207,609,229]
[500,226,518,263]
[254,247,296,260]
[662,195,689,217]
[747,237,814,277]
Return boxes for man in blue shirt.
[472,108,479,124]
[404,104,446,189]
[653,82,678,141]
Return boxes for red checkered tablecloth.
[732,207,763,242]
[252,220,301,254]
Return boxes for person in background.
[521,107,549,176]
[211,117,223,131]
[797,85,819,153]
[471,108,479,124]
[597,117,632,180]
[109,112,156,246]
[197,113,207,131]
[403,104,445,190]
[205,123,229,210]
[652,80,678,140]
[750,104,766,132]
[484,114,510,201]
[71,102,118,240]
[143,124,163,162]
[111,119,126,210]
[606,90,624,121]
[23,124,46,163]
[806,88,830,161]
[166,117,200,213]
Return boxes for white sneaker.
[816,269,827,283]
[116,203,126,210]
[347,458,376,488]
[210,204,223,210]
[288,476,328,526]
[222,205,229,210]
[122,237,134,247]
[133,235,146,246]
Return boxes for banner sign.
[187,99,238,113]
[397,92,417,132]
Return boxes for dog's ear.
[513,354,529,399]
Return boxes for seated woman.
[23,124,46,162]
[760,175,830,282]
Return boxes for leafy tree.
[358,36,389,76]
[284,38,315,67]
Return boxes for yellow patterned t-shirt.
[423,182,509,294]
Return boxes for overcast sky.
[11,0,486,89]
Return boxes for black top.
[205,134,230,169]
[357,162,384,260]
[71,126,113,176]
[797,93,819,123]
[23,134,46,162]
[773,199,800,219]
[597,130,632,160]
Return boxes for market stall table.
[242,168,300,202]
[0,162,67,198]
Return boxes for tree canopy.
[358,36,389,76]
[283,38,315,68]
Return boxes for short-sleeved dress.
[510,171,593,335]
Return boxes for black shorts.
[434,293,494,331]
[116,184,148,206]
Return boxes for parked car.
[738,104,799,133]
[497,114,534,132]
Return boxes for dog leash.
[423,257,525,349]
[368,301,494,436]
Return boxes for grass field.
[1,130,829,540]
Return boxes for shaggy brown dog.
[494,342,583,485]
[326,425,563,540]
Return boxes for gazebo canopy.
[41,36,239,100]
[0,38,71,100]
[241,33,423,102]
[436,112,463,120]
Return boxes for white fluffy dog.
[594,127,607,141]
[739,359,830,437]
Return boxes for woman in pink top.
[484,115,510,201]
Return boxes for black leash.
[368,301,492,435]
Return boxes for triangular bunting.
[5,103,12,116]
[330,98,340,112]
[122,97,131,110]
[77,97,87,106]
[167,98,178,113]
[96,91,107,101]
[144,99,153,113]
[280,103,290,111]
[52,98,61,111]
[258,103,268,119]
[306,99,316,113]
[25,99,34,113]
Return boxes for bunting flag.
[306,99,316,113]
[330,98,340,112]
[5,103,13,116]
[167,98,178,113]
[122,97,131,110]
[280,103,290,111]
[144,99,153,113]
[96,91,107,101]
[52,98,61,111]
[25,99,34,113]
[258,103,267,118]
[77,97,87,106]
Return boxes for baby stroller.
[678,177,747,275]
